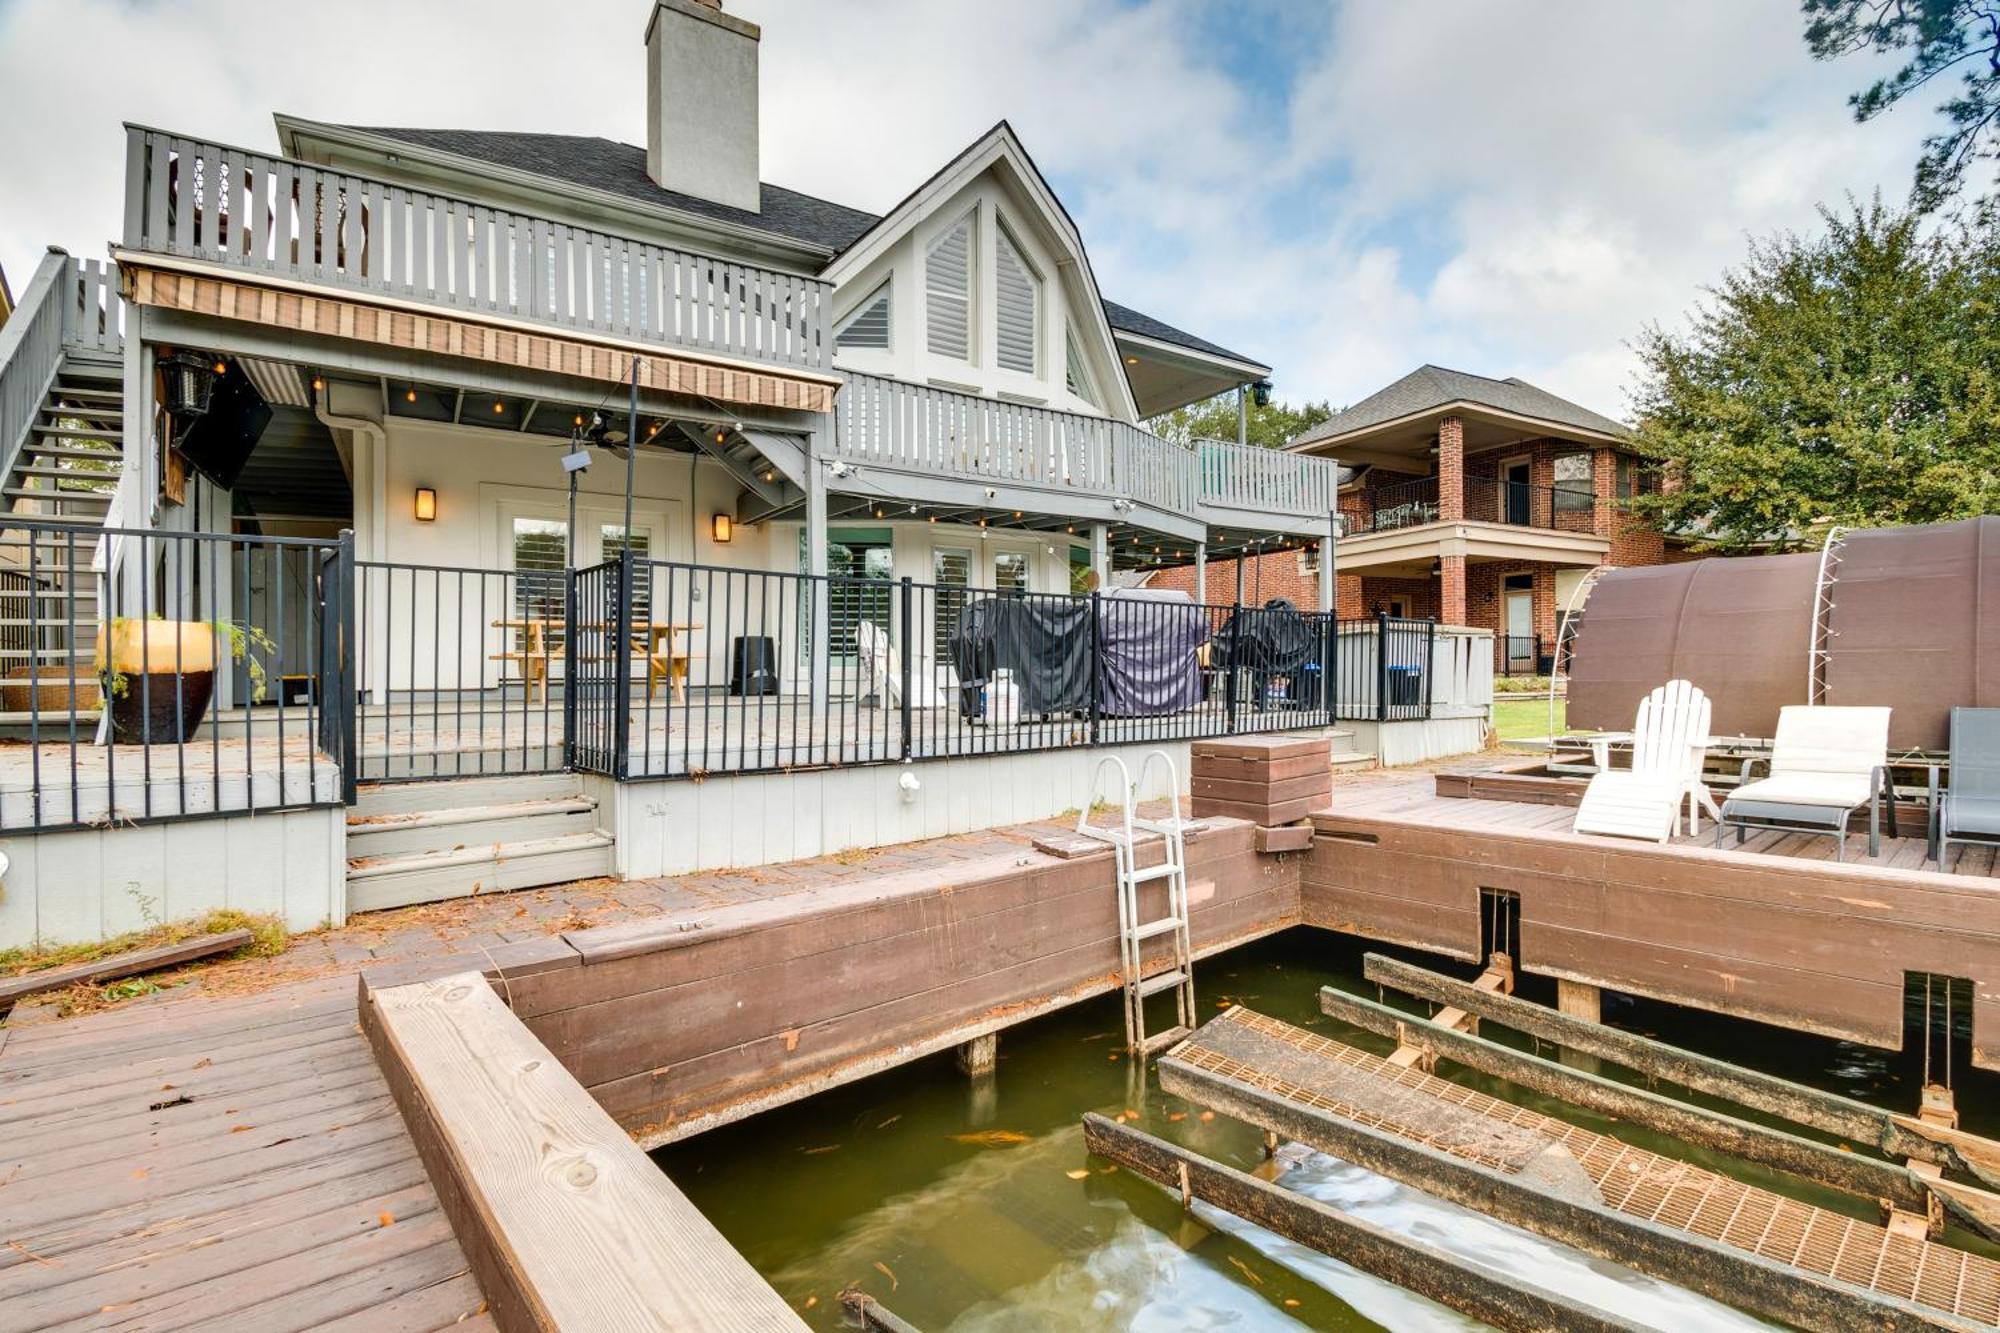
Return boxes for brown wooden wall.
[487,821,1301,1144]
[1303,812,2000,1067]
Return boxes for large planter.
[99,619,215,744]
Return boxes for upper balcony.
[117,127,834,393]
[832,373,1342,539]
[1338,474,1612,570]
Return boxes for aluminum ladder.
[1077,751,1195,1058]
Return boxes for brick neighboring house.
[1145,365,1690,672]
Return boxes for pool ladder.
[1077,751,1195,1058]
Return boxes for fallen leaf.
[378,1211,395,1227]
[1098,1165,1117,1174]
[802,1144,841,1155]
[1228,1256,1263,1285]
[1123,1108,1139,1119]
[950,1130,1030,1147]
[803,1295,817,1310]
[1065,1168,1091,1180]
[873,1260,898,1291]
[877,1115,901,1129]
[1167,1112,1186,1122]
[1284,1298,1300,1307]
[130,1167,149,1181]
[192,1058,211,1070]
[229,1125,254,1134]
[1199,1111,1215,1122]
[6,1240,58,1268]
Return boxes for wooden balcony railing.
[835,371,1198,516]
[1195,437,1340,519]
[121,127,830,372]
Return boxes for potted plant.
[99,616,275,744]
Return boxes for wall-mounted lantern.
[414,487,438,522]
[711,513,733,544]
[159,350,222,421]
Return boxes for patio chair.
[854,622,948,709]
[1573,679,1719,843]
[1929,707,2000,865]
[1716,705,1894,861]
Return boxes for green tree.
[1631,198,2000,550]
[1147,391,1334,449]
[1804,0,2000,212]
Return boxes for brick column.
[1440,554,1468,626]
[1533,568,1559,666]
[1592,448,1616,538]
[1438,415,1465,522]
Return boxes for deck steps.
[1326,728,1377,772]
[345,773,615,913]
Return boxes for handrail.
[0,250,72,490]
[1193,437,1339,519]
[122,127,830,372]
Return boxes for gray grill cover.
[1099,588,1209,717]
[949,588,1210,718]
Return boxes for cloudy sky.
[0,0,1922,417]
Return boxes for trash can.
[1386,664,1423,706]
[728,636,778,697]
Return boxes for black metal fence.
[1497,633,1546,677]
[0,520,348,831]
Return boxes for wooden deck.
[0,976,492,1331]
[1306,771,2000,1065]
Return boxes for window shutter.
[1065,323,1097,406]
[835,281,891,351]
[925,215,973,361]
[995,225,1038,374]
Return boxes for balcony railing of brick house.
[1340,475,1600,535]
[122,128,831,372]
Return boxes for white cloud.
[0,0,1930,420]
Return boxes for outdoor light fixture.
[310,373,325,393]
[159,350,221,421]
[712,513,734,544]
[560,447,592,475]
[414,487,437,522]
[406,388,419,403]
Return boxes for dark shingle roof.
[1291,364,1629,448]
[337,126,1256,369]
[1101,300,1265,371]
[343,127,880,254]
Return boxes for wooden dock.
[1308,771,2000,1064]
[0,977,492,1331]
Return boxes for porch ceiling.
[1304,404,1621,472]
[1335,519,1610,573]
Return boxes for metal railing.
[123,127,831,372]
[1195,437,1340,519]
[1497,633,1545,677]
[0,521,348,832]
[1342,477,1440,534]
[1343,476,1602,535]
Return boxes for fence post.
[612,548,633,778]
[898,576,914,761]
[1088,590,1103,746]
[562,564,579,773]
[335,529,358,806]
[1424,619,1437,719]
[1225,601,1242,735]
[1375,610,1390,723]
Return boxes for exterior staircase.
[345,772,617,913]
[0,356,123,698]
[1327,727,1377,771]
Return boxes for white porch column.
[1194,542,1207,605]
[1317,535,1334,614]
[805,423,830,708]
[1089,523,1109,587]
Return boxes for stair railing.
[0,249,73,499]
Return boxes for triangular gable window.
[1065,323,1098,407]
[835,281,891,352]
[995,221,1040,375]
[925,212,974,362]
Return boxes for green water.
[657,929,1997,1331]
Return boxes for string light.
[492,399,505,414]
[405,388,418,403]
[309,374,324,392]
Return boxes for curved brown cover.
[1566,553,1819,739]
[1826,515,2000,750]
[1567,516,2000,748]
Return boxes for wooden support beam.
[1363,952,2000,1188]
[1081,1114,1648,1333]
[1159,1046,1977,1333]
[1318,983,1941,1220]
[839,1290,922,1333]
[0,928,253,1009]
[361,972,806,1333]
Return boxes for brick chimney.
[645,0,761,213]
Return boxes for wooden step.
[13,465,118,482]
[49,383,122,400]
[352,771,585,817]
[346,796,598,857]
[345,830,617,913]
[30,424,120,440]
[22,444,123,462]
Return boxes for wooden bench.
[361,972,806,1332]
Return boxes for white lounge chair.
[1573,679,1720,843]
[1717,705,1895,861]
[854,621,949,709]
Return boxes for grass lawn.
[1491,695,1565,742]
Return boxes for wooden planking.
[363,972,806,1333]
[0,978,487,1332]
[0,927,252,1007]
[1308,777,2000,1064]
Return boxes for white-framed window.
[1553,452,1594,513]
[835,280,891,352]
[1065,322,1098,406]
[994,219,1040,375]
[925,211,975,362]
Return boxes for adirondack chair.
[854,621,948,709]
[1929,707,2000,865]
[1572,679,1719,843]
[1717,705,1895,861]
